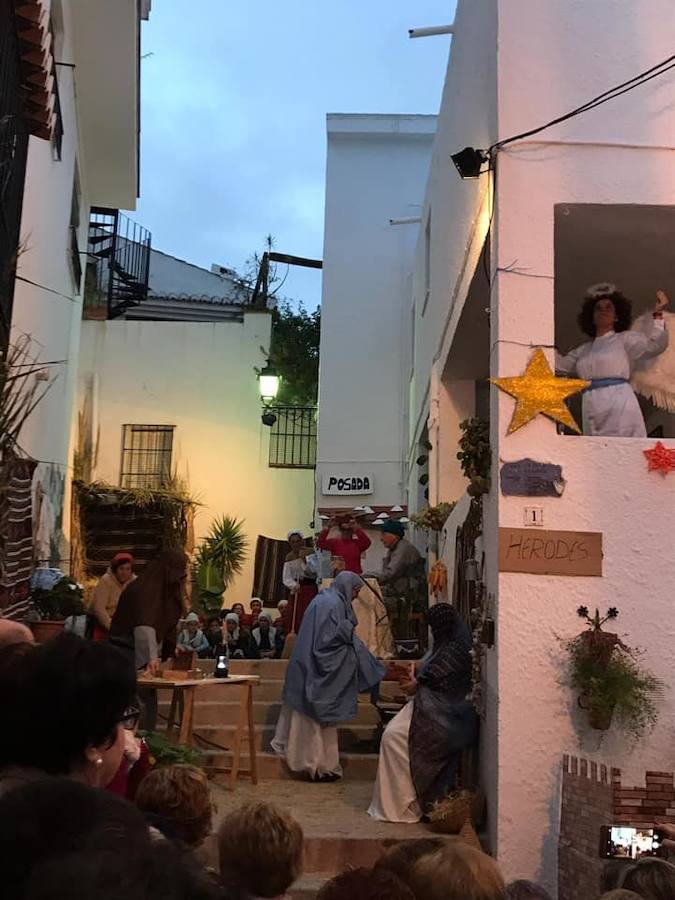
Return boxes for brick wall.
[559,757,675,900]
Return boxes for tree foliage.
[269,301,320,406]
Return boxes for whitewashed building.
[318,0,675,892]
[3,0,151,566]
[77,251,315,606]
[316,114,436,568]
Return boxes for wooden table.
[139,675,260,788]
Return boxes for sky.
[134,1,455,308]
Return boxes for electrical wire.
[490,53,675,152]
[15,275,78,303]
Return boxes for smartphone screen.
[600,826,660,859]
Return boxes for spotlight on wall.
[262,410,277,427]
[451,147,488,179]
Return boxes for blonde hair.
[217,801,303,898]
[135,764,212,847]
[409,844,506,900]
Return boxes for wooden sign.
[500,458,566,497]
[499,528,603,576]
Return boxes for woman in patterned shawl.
[368,603,477,823]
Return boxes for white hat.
[287,529,304,541]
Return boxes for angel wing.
[630,311,675,413]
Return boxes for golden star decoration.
[643,441,675,476]
[491,349,590,435]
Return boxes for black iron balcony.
[83,207,151,319]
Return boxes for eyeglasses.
[119,705,141,731]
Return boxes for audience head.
[218,801,303,898]
[316,867,415,900]
[225,613,239,634]
[506,880,552,900]
[206,617,222,636]
[277,599,288,614]
[231,603,245,618]
[0,618,34,649]
[600,891,644,900]
[135,764,213,848]
[183,612,201,637]
[250,598,262,613]
[378,519,405,549]
[257,611,273,632]
[331,555,346,575]
[620,857,675,900]
[110,552,134,584]
[0,778,152,899]
[0,632,136,786]
[287,531,304,554]
[373,838,444,889]
[409,844,506,900]
[23,841,224,900]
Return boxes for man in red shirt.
[317,515,371,574]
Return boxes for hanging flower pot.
[578,694,614,731]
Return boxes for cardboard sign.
[499,528,603,576]
[500,458,566,497]
[322,473,374,496]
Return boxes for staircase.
[161,658,381,780]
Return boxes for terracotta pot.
[579,694,614,731]
[30,619,65,643]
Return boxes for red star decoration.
[643,441,675,476]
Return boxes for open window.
[555,204,675,437]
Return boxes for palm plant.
[194,516,248,615]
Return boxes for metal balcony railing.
[268,407,317,469]
[84,207,151,319]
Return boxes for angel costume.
[556,318,668,437]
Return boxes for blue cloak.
[281,571,385,726]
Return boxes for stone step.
[159,699,381,727]
[205,750,378,781]
[191,722,379,753]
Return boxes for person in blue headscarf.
[271,571,385,782]
[368,602,477,822]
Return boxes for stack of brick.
[558,756,675,900]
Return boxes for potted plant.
[139,730,203,767]
[193,516,247,616]
[565,607,660,737]
[29,574,85,642]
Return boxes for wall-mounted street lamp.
[258,362,280,427]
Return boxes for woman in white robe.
[556,284,669,437]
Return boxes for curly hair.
[578,285,632,338]
[135,764,213,848]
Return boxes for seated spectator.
[105,704,152,801]
[275,599,288,626]
[177,612,210,656]
[0,778,153,899]
[23,841,224,900]
[506,881,552,900]
[217,801,303,899]
[135,764,213,849]
[0,619,34,648]
[231,602,252,628]
[409,844,506,900]
[223,613,256,659]
[373,838,444,891]
[620,857,675,899]
[252,611,282,659]
[250,598,263,629]
[0,633,136,792]
[205,617,224,657]
[316,867,414,900]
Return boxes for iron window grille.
[120,425,175,489]
[268,407,317,469]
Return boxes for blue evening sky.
[134,1,455,308]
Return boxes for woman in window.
[556,284,669,437]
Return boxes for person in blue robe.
[271,571,385,782]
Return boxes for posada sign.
[322,473,374,496]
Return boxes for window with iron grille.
[269,407,317,469]
[120,425,175,489]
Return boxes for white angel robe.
[556,321,668,437]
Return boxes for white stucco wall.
[77,315,314,606]
[488,0,675,890]
[317,114,436,514]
